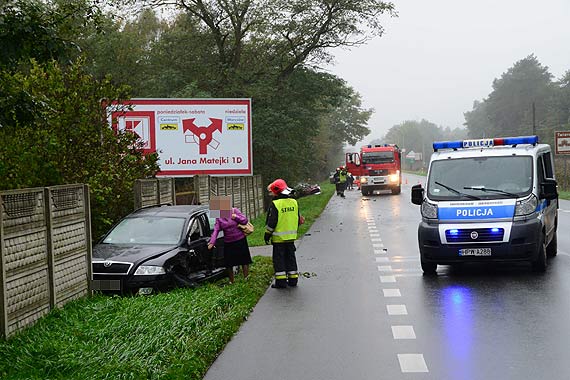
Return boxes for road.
[204,174,570,380]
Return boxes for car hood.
[92,243,177,263]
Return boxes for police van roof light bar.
[433,135,539,151]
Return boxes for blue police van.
[411,136,558,273]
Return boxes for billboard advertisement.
[555,131,570,155]
[109,99,252,176]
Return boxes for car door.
[537,152,558,241]
[186,215,210,271]
[208,215,226,269]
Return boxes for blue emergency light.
[433,135,538,151]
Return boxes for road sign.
[555,131,570,155]
[109,99,252,176]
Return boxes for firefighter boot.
[287,272,299,287]
[272,272,287,288]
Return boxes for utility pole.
[532,102,536,135]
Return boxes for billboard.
[110,99,252,176]
[555,131,570,155]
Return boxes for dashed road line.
[386,304,408,315]
[397,354,429,373]
[392,326,416,339]
[369,227,429,374]
[380,275,397,283]
[382,289,401,297]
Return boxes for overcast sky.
[327,0,570,143]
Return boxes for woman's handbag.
[238,222,255,236]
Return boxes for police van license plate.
[459,248,492,256]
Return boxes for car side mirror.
[411,184,424,205]
[540,179,558,200]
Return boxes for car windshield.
[103,216,186,244]
[362,151,394,164]
[427,156,533,200]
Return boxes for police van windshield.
[427,156,533,200]
[362,151,394,164]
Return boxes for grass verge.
[246,181,335,246]
[0,256,274,380]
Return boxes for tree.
[465,55,555,138]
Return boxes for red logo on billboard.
[111,111,156,154]
[183,118,223,154]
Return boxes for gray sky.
[327,0,570,143]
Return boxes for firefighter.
[265,179,304,288]
[334,166,348,197]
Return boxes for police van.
[411,136,558,274]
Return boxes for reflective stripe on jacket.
[271,198,299,243]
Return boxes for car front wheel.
[421,259,437,275]
[531,235,547,272]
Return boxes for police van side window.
[537,156,546,183]
[543,152,554,179]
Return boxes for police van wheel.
[546,232,557,258]
[531,237,547,272]
[391,185,401,195]
[421,260,437,275]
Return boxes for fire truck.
[345,144,402,195]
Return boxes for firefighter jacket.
[339,169,347,183]
[265,195,300,243]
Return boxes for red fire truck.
[345,144,402,195]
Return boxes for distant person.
[347,172,354,190]
[208,196,252,284]
[265,179,304,288]
[334,166,348,197]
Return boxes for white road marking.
[386,304,408,315]
[397,354,428,373]
[375,257,390,263]
[374,249,386,255]
[395,273,424,278]
[383,289,401,297]
[371,238,382,242]
[369,233,380,237]
[390,257,419,263]
[377,265,393,272]
[392,326,416,339]
[380,275,396,283]
[373,243,384,248]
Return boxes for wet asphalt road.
[203,174,570,380]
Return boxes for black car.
[92,205,226,295]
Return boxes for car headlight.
[389,174,399,183]
[515,194,537,216]
[361,177,368,184]
[421,201,438,219]
[134,265,166,275]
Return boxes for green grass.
[246,181,335,247]
[0,256,274,380]
[559,190,570,200]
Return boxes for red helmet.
[268,179,293,195]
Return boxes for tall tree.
[465,55,555,138]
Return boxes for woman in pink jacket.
[208,206,252,284]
